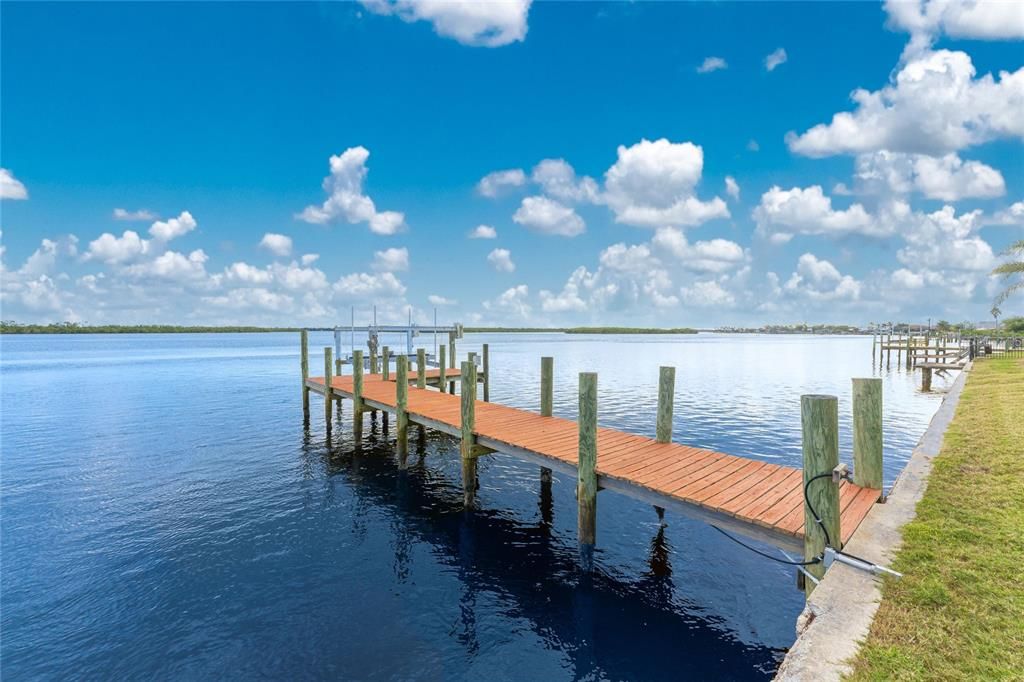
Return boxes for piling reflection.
[304,427,784,680]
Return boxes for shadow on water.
[303,411,783,680]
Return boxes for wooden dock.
[304,371,880,554]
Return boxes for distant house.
[976,321,998,330]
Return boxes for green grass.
[847,357,1024,681]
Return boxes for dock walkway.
[307,373,880,553]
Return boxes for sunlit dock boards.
[305,373,881,554]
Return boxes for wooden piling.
[370,348,378,375]
[656,366,675,444]
[323,346,334,429]
[921,366,932,392]
[382,346,390,380]
[417,348,426,389]
[460,361,478,508]
[448,333,457,394]
[300,330,309,421]
[482,343,490,402]
[396,355,408,456]
[904,335,912,370]
[801,394,840,595]
[438,344,446,393]
[540,357,553,417]
[578,372,598,547]
[852,378,883,491]
[352,350,364,414]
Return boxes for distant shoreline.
[0,323,699,335]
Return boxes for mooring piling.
[540,356,554,417]
[352,349,364,414]
[300,330,310,421]
[438,344,447,392]
[656,366,675,444]
[852,378,883,492]
[482,343,490,402]
[323,346,334,431]
[370,347,378,375]
[448,332,457,394]
[417,348,427,389]
[921,366,932,392]
[396,355,409,457]
[382,346,390,380]
[800,394,840,595]
[461,361,478,508]
[578,372,598,548]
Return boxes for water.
[0,332,946,680]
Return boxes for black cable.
[803,472,833,548]
[710,525,821,566]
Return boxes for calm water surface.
[0,332,949,680]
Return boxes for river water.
[0,332,947,679]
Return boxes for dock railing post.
[460,361,478,508]
[301,330,309,422]
[539,356,554,485]
[448,333,457,394]
[396,355,408,457]
[382,346,390,380]
[852,378,883,492]
[352,349,364,412]
[578,372,598,553]
[323,347,334,430]
[417,348,426,389]
[656,366,675,443]
[801,394,840,596]
[438,344,446,392]
[482,343,490,402]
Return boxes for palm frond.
[995,281,1024,306]
[1001,239,1024,257]
[992,261,1024,278]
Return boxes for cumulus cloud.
[603,138,729,228]
[483,284,531,319]
[428,294,457,306]
[476,168,527,197]
[372,246,410,272]
[896,203,994,273]
[680,280,736,307]
[764,48,787,71]
[884,0,1024,48]
[469,224,498,239]
[787,49,1024,157]
[531,159,600,203]
[85,230,151,264]
[297,146,406,235]
[301,253,320,265]
[853,151,1005,200]
[725,176,740,200]
[513,195,585,236]
[113,208,158,221]
[125,249,210,283]
[651,227,749,273]
[362,0,532,47]
[487,247,516,272]
[697,56,728,73]
[754,185,885,243]
[333,271,406,301]
[149,211,197,241]
[782,253,862,301]
[0,168,28,200]
[985,200,1024,226]
[259,233,293,257]
[747,139,760,152]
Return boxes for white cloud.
[513,195,585,236]
[259,232,293,257]
[127,249,209,282]
[539,267,589,313]
[603,138,729,228]
[483,284,531,318]
[297,146,406,235]
[725,176,740,200]
[783,253,862,301]
[896,204,994,273]
[531,159,600,203]
[681,280,736,307]
[697,56,728,73]
[754,185,884,242]
[487,247,516,272]
[651,227,748,273]
[149,211,197,241]
[884,0,1024,46]
[787,49,1024,157]
[477,168,527,197]
[85,230,151,264]
[853,151,1005,201]
[333,271,407,300]
[203,287,296,313]
[985,200,1024,226]
[113,208,158,221]
[362,0,532,47]
[372,246,410,271]
[428,294,457,306]
[225,261,274,285]
[301,253,320,265]
[747,139,760,152]
[469,224,498,239]
[764,48,787,71]
[0,168,28,200]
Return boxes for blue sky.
[1,1,1022,327]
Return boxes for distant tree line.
[0,321,301,334]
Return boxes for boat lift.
[333,306,464,370]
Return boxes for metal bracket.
[824,547,903,579]
[832,462,851,484]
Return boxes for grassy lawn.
[848,357,1024,680]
